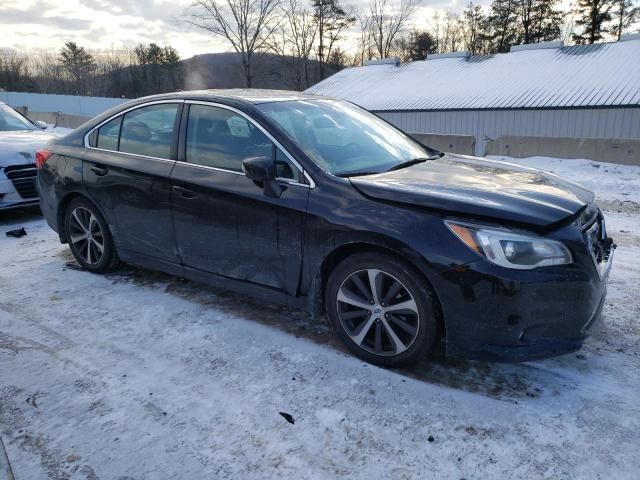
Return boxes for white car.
[0,102,60,210]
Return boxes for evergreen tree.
[312,0,354,78]
[486,0,520,52]
[58,42,95,91]
[133,43,182,95]
[461,3,488,55]
[407,31,437,60]
[572,0,615,43]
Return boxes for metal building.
[306,34,640,164]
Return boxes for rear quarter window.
[96,116,122,150]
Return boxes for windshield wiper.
[386,157,434,172]
[335,170,381,178]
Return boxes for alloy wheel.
[336,269,420,356]
[68,206,105,265]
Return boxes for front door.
[171,103,309,293]
[84,102,182,263]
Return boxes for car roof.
[132,89,332,106]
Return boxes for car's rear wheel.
[65,197,119,273]
[326,252,438,367]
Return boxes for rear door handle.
[90,165,109,176]
[172,185,199,199]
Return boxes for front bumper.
[433,222,613,362]
[1,166,39,210]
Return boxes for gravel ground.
[0,157,639,479]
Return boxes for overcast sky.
[1,0,483,59]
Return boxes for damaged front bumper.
[433,215,614,363]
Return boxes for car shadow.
[91,261,588,402]
[0,206,42,226]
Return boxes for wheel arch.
[312,239,445,336]
[57,192,85,243]
[56,191,113,244]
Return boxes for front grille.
[4,164,38,199]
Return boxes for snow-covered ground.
[0,156,639,479]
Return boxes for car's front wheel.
[65,197,119,273]
[326,252,439,367]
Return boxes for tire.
[326,251,439,367]
[64,196,119,273]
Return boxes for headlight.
[445,220,572,270]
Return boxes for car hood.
[0,130,58,167]
[349,154,595,227]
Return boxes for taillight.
[35,149,53,169]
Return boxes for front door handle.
[172,185,199,199]
[90,165,109,176]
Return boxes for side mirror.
[34,120,48,130]
[242,156,283,198]
[242,156,275,182]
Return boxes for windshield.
[256,99,438,176]
[0,104,37,131]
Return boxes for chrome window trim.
[83,98,316,189]
[83,99,185,158]
[85,146,178,165]
[185,100,315,189]
[174,161,310,188]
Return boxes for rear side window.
[96,116,121,150]
[185,104,295,179]
[119,104,179,159]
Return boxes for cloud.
[0,0,488,59]
[0,7,91,31]
[0,0,220,57]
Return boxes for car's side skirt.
[118,249,308,311]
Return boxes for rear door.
[84,101,182,263]
[170,102,309,294]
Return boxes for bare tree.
[0,49,33,92]
[186,0,282,87]
[367,0,420,59]
[442,10,463,52]
[272,0,318,88]
[428,11,443,52]
[611,0,639,40]
[354,11,374,64]
[29,50,65,93]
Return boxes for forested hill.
[181,52,344,91]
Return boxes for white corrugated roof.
[305,38,640,111]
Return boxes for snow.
[305,38,640,111]
[1,156,639,479]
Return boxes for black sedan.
[36,90,614,366]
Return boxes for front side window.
[256,99,439,176]
[118,103,179,159]
[0,104,36,131]
[186,104,296,179]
